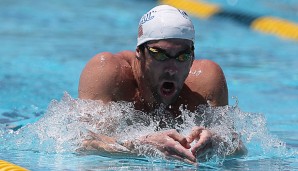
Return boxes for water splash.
[0,93,295,162]
[189,70,202,76]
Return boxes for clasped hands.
[79,126,213,165]
[137,126,213,165]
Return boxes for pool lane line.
[160,0,298,41]
[0,160,29,171]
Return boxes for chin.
[160,91,180,106]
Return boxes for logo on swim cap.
[178,9,189,19]
[139,10,156,25]
[137,5,195,46]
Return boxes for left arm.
[187,126,247,161]
[187,60,247,159]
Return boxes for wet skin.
[78,39,246,164]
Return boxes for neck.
[132,57,142,95]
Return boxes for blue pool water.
[0,0,297,170]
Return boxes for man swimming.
[78,5,246,164]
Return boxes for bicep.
[207,65,228,106]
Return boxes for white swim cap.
[137,5,195,46]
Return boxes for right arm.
[77,130,197,165]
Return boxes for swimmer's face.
[138,38,194,105]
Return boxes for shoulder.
[80,52,122,84]
[191,59,224,75]
[78,51,136,101]
[186,59,228,106]
[188,59,226,86]
[83,51,134,69]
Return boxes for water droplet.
[189,70,202,76]
[100,56,106,62]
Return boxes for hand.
[187,126,213,161]
[138,129,197,164]
[77,131,130,156]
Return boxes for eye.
[177,54,191,62]
[177,55,185,61]
[148,47,159,53]
[155,53,168,61]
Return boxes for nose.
[165,67,178,76]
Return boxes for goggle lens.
[146,45,192,62]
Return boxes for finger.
[166,139,197,162]
[167,130,191,149]
[165,154,197,165]
[191,135,209,153]
[196,145,213,162]
[187,126,205,143]
[195,142,213,157]
[164,149,197,165]
[191,131,212,155]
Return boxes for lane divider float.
[160,0,298,41]
[0,160,29,171]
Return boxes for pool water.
[0,0,297,170]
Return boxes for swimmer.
[78,5,247,165]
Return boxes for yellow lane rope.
[252,16,298,40]
[160,0,298,41]
[0,160,29,171]
[161,0,220,19]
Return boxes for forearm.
[77,139,142,158]
[76,131,145,158]
[118,138,163,158]
[211,131,247,157]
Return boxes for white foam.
[0,92,295,162]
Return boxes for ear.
[136,47,142,60]
[191,45,195,64]
[190,50,195,64]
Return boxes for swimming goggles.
[144,44,193,62]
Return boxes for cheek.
[179,63,192,77]
[143,61,160,83]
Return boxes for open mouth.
[160,82,176,96]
